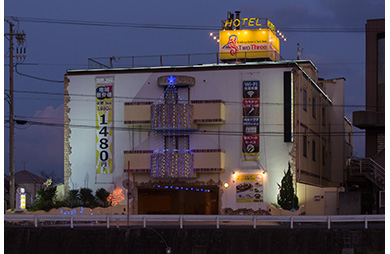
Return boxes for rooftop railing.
[87,51,282,69]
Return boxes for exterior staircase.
[346,158,385,191]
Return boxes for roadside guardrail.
[4,214,385,229]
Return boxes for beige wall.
[124,152,152,171]
[294,65,332,187]
[193,101,225,123]
[297,182,342,215]
[124,103,151,125]
[193,151,225,170]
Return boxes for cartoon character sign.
[107,187,125,206]
[222,35,239,56]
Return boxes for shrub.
[30,185,57,211]
[67,189,80,208]
[79,188,97,207]
[95,188,110,207]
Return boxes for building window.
[303,135,307,157]
[322,106,326,126]
[322,145,326,166]
[312,140,316,161]
[303,89,307,112]
[164,135,189,150]
[312,97,316,119]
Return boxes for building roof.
[66,60,315,75]
[66,60,333,104]
[5,170,46,184]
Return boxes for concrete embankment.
[5,227,385,254]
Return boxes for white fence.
[4,214,385,229]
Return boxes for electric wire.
[7,16,374,33]
[4,89,367,108]
[14,64,63,83]
[4,117,366,137]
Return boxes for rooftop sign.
[223,17,277,34]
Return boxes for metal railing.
[87,51,283,69]
[4,214,385,229]
[347,158,385,190]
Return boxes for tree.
[39,170,62,185]
[277,162,299,211]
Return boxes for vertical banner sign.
[242,80,260,161]
[236,174,264,202]
[96,77,114,174]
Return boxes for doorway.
[138,185,219,214]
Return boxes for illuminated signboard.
[20,193,26,210]
[219,29,280,61]
[242,80,260,161]
[236,174,263,203]
[96,77,114,174]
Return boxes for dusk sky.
[3,0,385,182]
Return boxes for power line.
[8,16,370,33]
[15,64,63,83]
[5,117,365,137]
[5,89,366,108]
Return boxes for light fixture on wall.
[223,182,229,188]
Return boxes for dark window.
[303,89,307,111]
[312,140,316,161]
[312,97,316,119]
[322,145,326,166]
[303,135,307,157]
[322,106,326,126]
[164,135,189,150]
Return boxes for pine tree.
[277,162,299,211]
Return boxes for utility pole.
[4,18,26,210]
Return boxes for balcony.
[151,150,195,178]
[124,149,225,175]
[192,100,225,124]
[124,100,225,126]
[124,102,152,125]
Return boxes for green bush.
[29,187,112,211]
[79,188,98,207]
[95,188,110,207]
[67,189,80,208]
[30,185,57,211]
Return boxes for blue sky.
[3,0,385,181]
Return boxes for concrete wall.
[5,227,385,254]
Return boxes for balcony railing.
[151,150,195,178]
[347,158,385,190]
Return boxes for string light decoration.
[150,76,196,178]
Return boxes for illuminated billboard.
[219,29,280,61]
